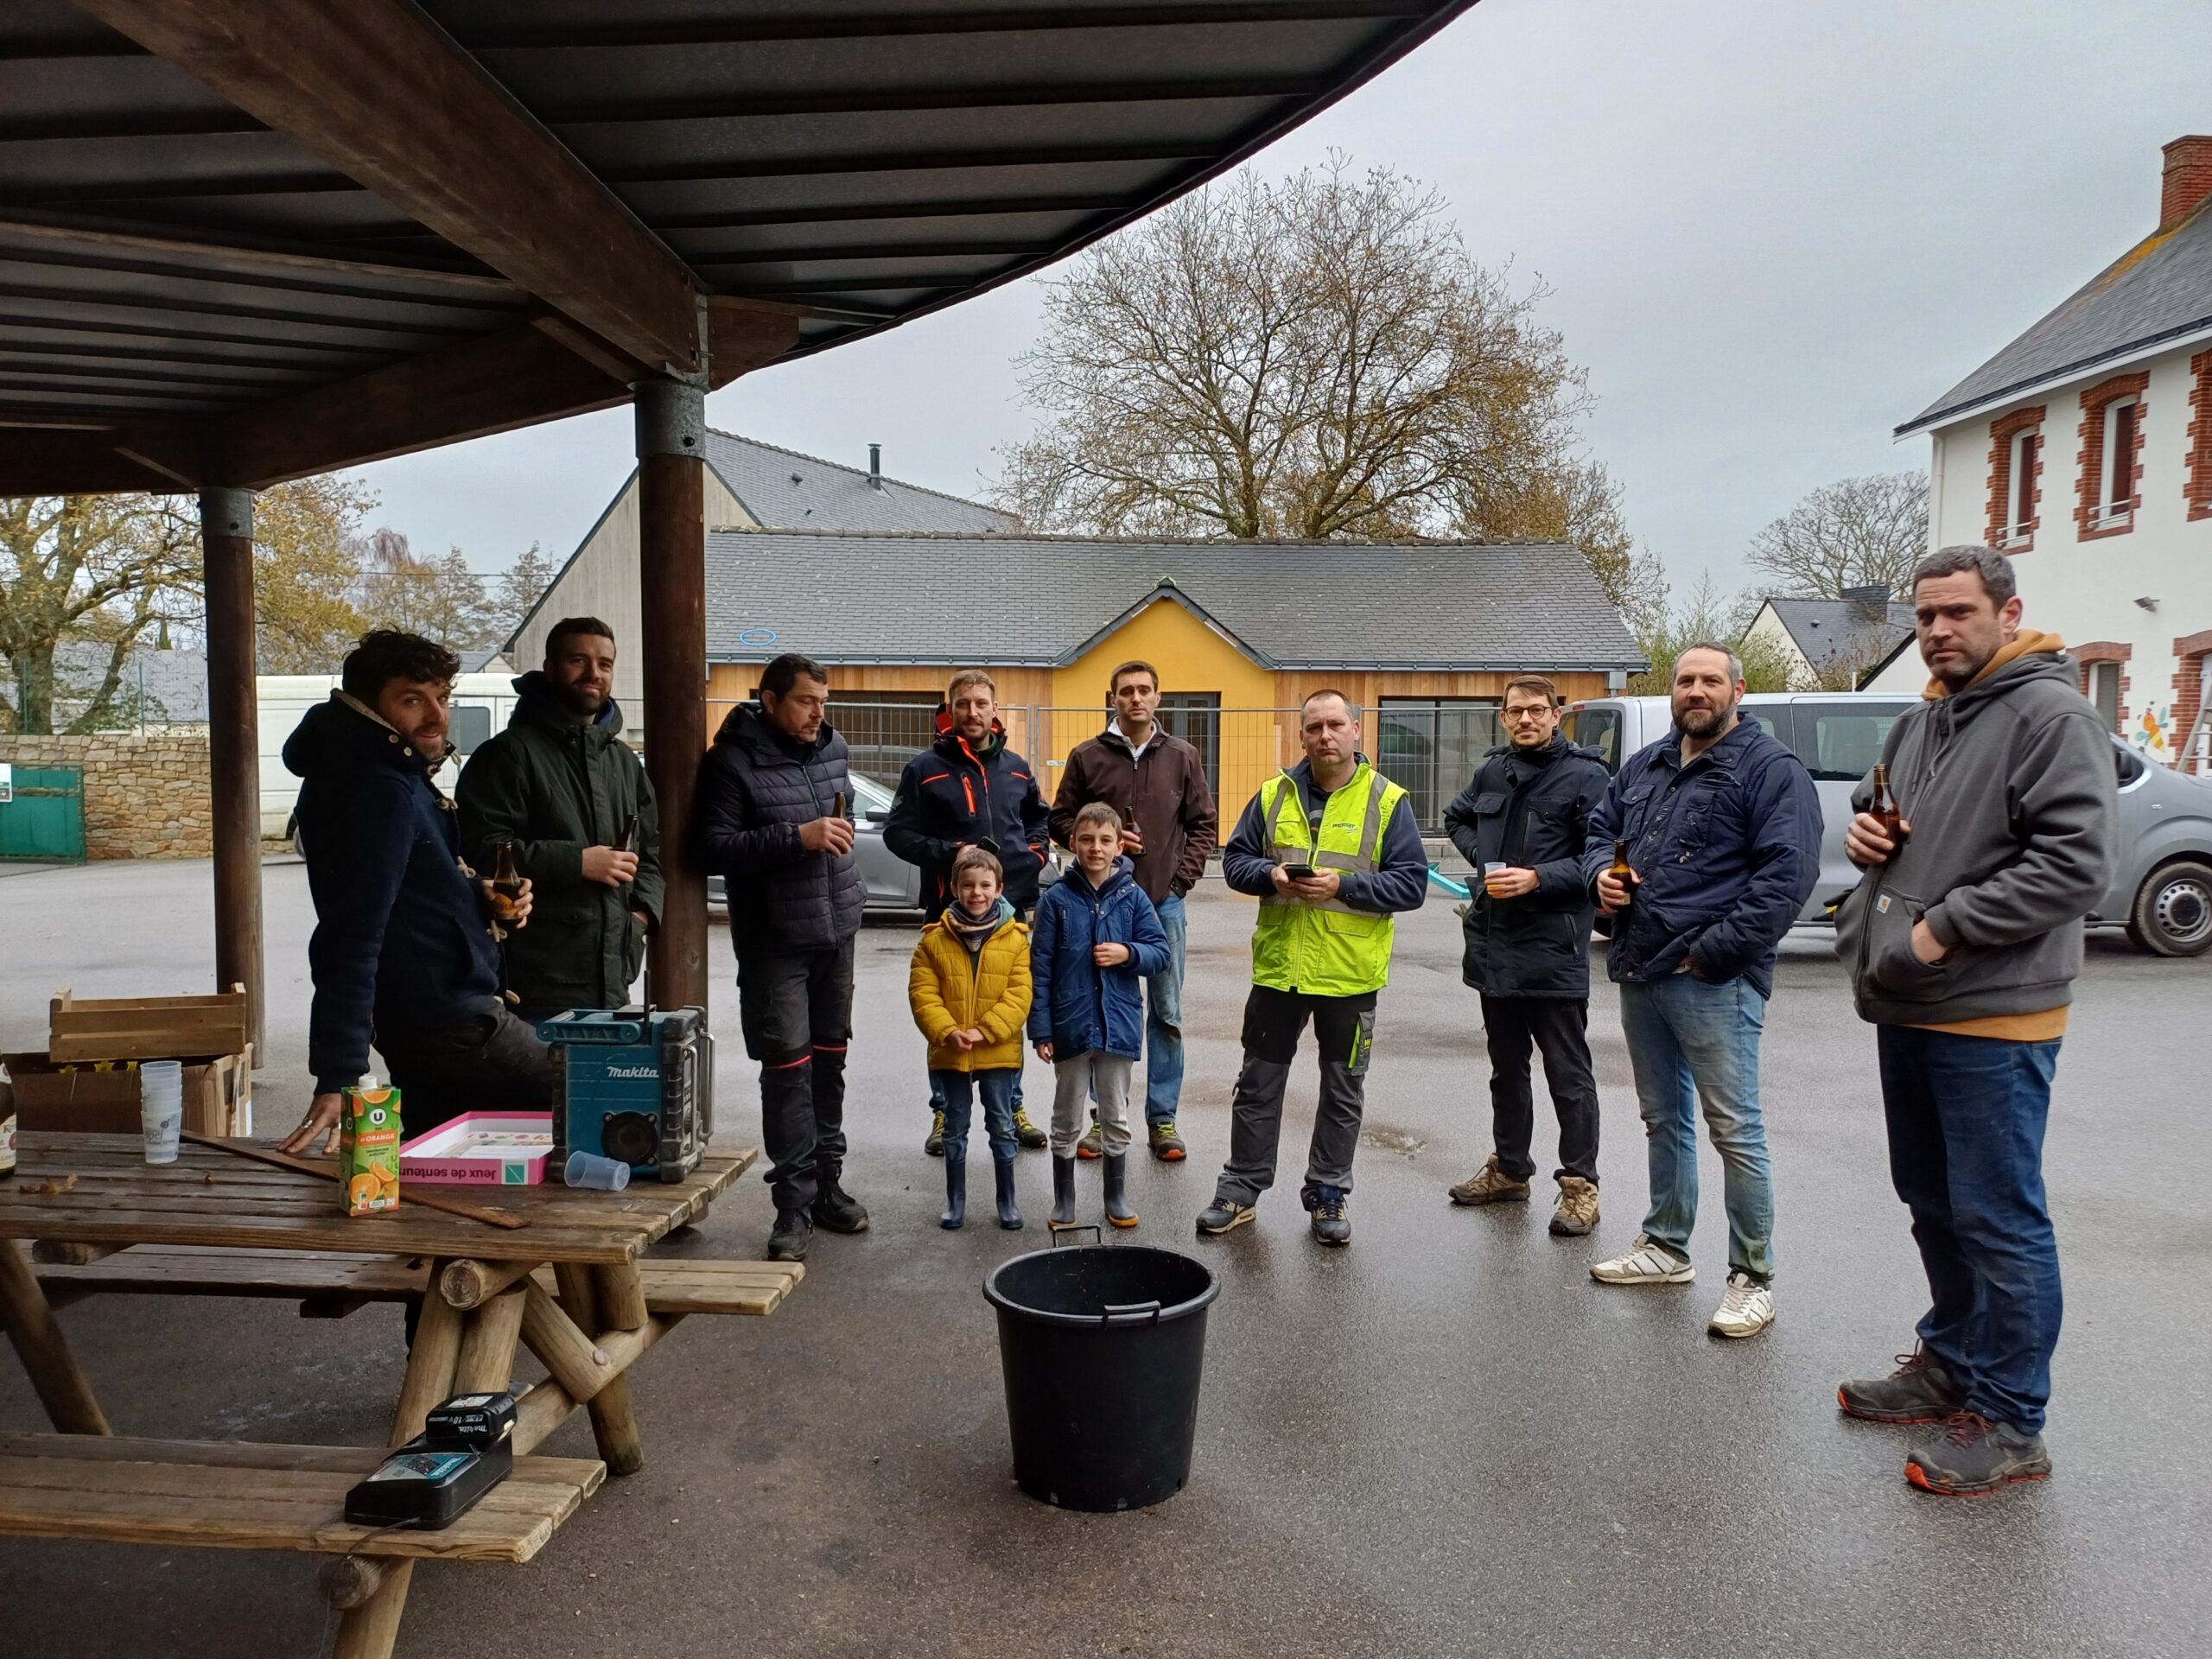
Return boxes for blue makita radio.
[537,1006,713,1182]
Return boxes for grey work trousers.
[1213,985,1377,1206]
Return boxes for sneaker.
[1549,1175,1599,1237]
[766,1210,812,1262]
[810,1180,870,1235]
[1706,1271,1775,1339]
[1905,1412,2052,1497]
[924,1110,945,1158]
[1590,1234,1695,1285]
[1076,1121,1103,1160]
[1147,1122,1187,1162]
[1013,1106,1048,1150]
[1838,1345,1964,1425]
[1448,1154,1531,1207]
[1196,1198,1256,1236]
[1304,1185,1351,1247]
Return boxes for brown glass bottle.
[617,812,639,855]
[1608,838,1634,906]
[490,837,525,924]
[1870,763,1907,846]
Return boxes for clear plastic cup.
[564,1150,631,1192]
[140,1059,183,1165]
[1483,861,1510,896]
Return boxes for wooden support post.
[439,1255,537,1311]
[594,1262,650,1332]
[553,1262,644,1476]
[509,1313,684,1458]
[388,1277,464,1447]
[636,368,710,1013]
[0,1241,110,1434]
[453,1286,527,1393]
[200,486,265,1056]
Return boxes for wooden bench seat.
[33,1244,804,1317]
[0,1433,603,1563]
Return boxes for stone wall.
[0,729,213,858]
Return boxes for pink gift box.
[399,1110,554,1185]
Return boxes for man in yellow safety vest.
[1196,690,1429,1247]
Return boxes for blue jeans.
[930,1052,1024,1116]
[1618,973,1774,1281]
[1877,1026,2062,1435]
[931,1067,1020,1161]
[1143,893,1188,1126]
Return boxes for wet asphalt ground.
[2,860,2208,1658]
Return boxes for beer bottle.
[490,836,525,925]
[1609,838,1635,907]
[1871,763,1907,846]
[830,791,848,823]
[617,812,639,855]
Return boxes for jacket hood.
[1925,630,2073,705]
[715,700,835,760]
[1070,854,1139,894]
[283,693,439,780]
[512,670,622,735]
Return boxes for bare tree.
[491,541,557,640]
[996,156,1615,577]
[1453,454,1666,621]
[1625,570,1798,697]
[1745,471,1930,599]
[353,528,499,650]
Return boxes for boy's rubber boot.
[994,1149,1023,1230]
[1103,1153,1139,1230]
[1050,1154,1078,1230]
[940,1151,966,1230]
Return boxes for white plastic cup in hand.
[1483,861,1510,895]
[140,1060,183,1165]
[565,1149,631,1192]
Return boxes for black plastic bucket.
[982,1237,1220,1512]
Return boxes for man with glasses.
[1443,676,1611,1236]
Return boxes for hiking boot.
[1147,1122,1187,1162]
[1590,1234,1695,1285]
[810,1179,870,1235]
[1839,1346,1963,1424]
[1905,1413,2052,1497]
[1103,1153,1138,1230]
[766,1210,812,1262]
[1549,1175,1599,1236]
[1196,1198,1256,1236]
[1076,1121,1103,1160]
[1049,1154,1078,1231]
[924,1110,945,1157]
[1448,1154,1531,1207]
[1707,1271,1775,1339]
[1013,1106,1048,1150]
[1305,1185,1351,1247]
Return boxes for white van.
[258,672,520,839]
[1560,692,2212,956]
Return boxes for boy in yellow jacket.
[910,846,1033,1230]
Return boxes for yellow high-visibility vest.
[1251,761,1407,996]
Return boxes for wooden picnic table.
[0,1132,779,1659]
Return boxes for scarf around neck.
[944,894,1013,954]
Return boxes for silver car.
[1560,693,2212,957]
[706,771,1065,917]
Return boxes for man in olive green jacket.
[457,618,663,1022]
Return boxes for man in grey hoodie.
[1833,546,2117,1497]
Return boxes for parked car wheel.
[2129,860,2212,957]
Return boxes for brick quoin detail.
[2174,629,2212,776]
[2075,372,2150,542]
[1986,404,2045,550]
[2189,349,2212,522]
[2073,640,2133,731]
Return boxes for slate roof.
[45,644,210,724]
[1897,197,2212,435]
[704,532,1644,672]
[1763,597,1916,674]
[704,430,1019,535]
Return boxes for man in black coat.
[1443,675,1611,1236]
[456,617,663,1024]
[884,667,1053,1153]
[696,652,870,1262]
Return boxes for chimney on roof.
[2160,136,2212,230]
[868,442,882,489]
[1840,582,1891,622]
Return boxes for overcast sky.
[354,0,2212,605]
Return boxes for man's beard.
[556,677,604,718]
[1673,696,1736,738]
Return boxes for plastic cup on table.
[564,1150,631,1192]
[140,1060,183,1165]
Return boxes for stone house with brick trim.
[1897,135,2212,771]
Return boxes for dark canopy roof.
[702,530,1648,672]
[0,0,1473,493]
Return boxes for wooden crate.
[48,987,249,1065]
[4,1048,251,1137]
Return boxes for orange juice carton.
[340,1075,403,1216]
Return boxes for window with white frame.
[2096,397,2138,527]
[2006,427,2039,543]
[2088,660,2121,731]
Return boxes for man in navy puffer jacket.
[279,631,556,1156]
[696,652,870,1262]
